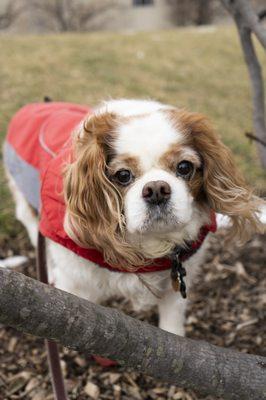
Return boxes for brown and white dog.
[5,99,263,336]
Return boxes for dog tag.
[171,250,187,299]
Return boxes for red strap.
[37,233,69,400]
[40,211,217,274]
[180,210,217,262]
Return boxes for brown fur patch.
[159,141,203,200]
[83,111,118,142]
[187,171,206,201]
[159,144,201,172]
[165,108,264,242]
[64,111,147,271]
[108,154,142,179]
[107,154,142,198]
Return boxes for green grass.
[0,26,266,239]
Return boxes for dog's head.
[64,100,263,270]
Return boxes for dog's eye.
[115,169,133,185]
[176,161,194,180]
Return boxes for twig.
[236,318,259,331]
[245,132,266,147]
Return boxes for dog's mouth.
[140,204,182,234]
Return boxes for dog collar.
[169,210,217,298]
[135,209,217,275]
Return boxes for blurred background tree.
[0,0,23,30]
[167,0,214,26]
[0,0,120,32]
[27,0,119,32]
[0,0,265,33]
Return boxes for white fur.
[125,168,194,237]
[116,111,181,171]
[6,99,214,337]
[97,98,169,117]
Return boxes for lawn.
[0,26,265,239]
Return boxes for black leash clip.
[171,248,187,299]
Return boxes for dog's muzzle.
[142,180,171,206]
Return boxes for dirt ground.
[0,228,265,400]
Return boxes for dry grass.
[0,26,266,238]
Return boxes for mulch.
[0,228,265,400]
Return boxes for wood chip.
[7,336,18,352]
[74,355,87,367]
[31,389,48,400]
[113,384,121,400]
[24,377,40,397]
[84,381,100,399]
[108,373,121,384]
[60,359,67,378]
[236,318,259,331]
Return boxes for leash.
[37,232,68,400]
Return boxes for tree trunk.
[196,0,212,25]
[0,267,265,400]
[220,0,266,168]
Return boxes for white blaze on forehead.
[115,111,182,171]
[97,99,168,117]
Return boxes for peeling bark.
[0,268,265,400]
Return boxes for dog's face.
[64,100,262,270]
[110,111,200,236]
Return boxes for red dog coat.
[4,102,217,273]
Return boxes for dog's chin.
[126,214,184,260]
[134,206,184,235]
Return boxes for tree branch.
[237,24,266,166]
[221,0,266,48]
[0,267,265,400]
[220,0,266,167]
[245,132,266,147]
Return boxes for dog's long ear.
[64,112,144,270]
[173,110,264,242]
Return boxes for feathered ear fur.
[63,112,145,270]
[171,109,264,242]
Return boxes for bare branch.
[220,0,266,167]
[238,26,266,166]
[245,132,266,147]
[221,0,266,48]
[0,267,265,400]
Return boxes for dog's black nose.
[142,180,171,205]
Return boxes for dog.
[3,99,263,337]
